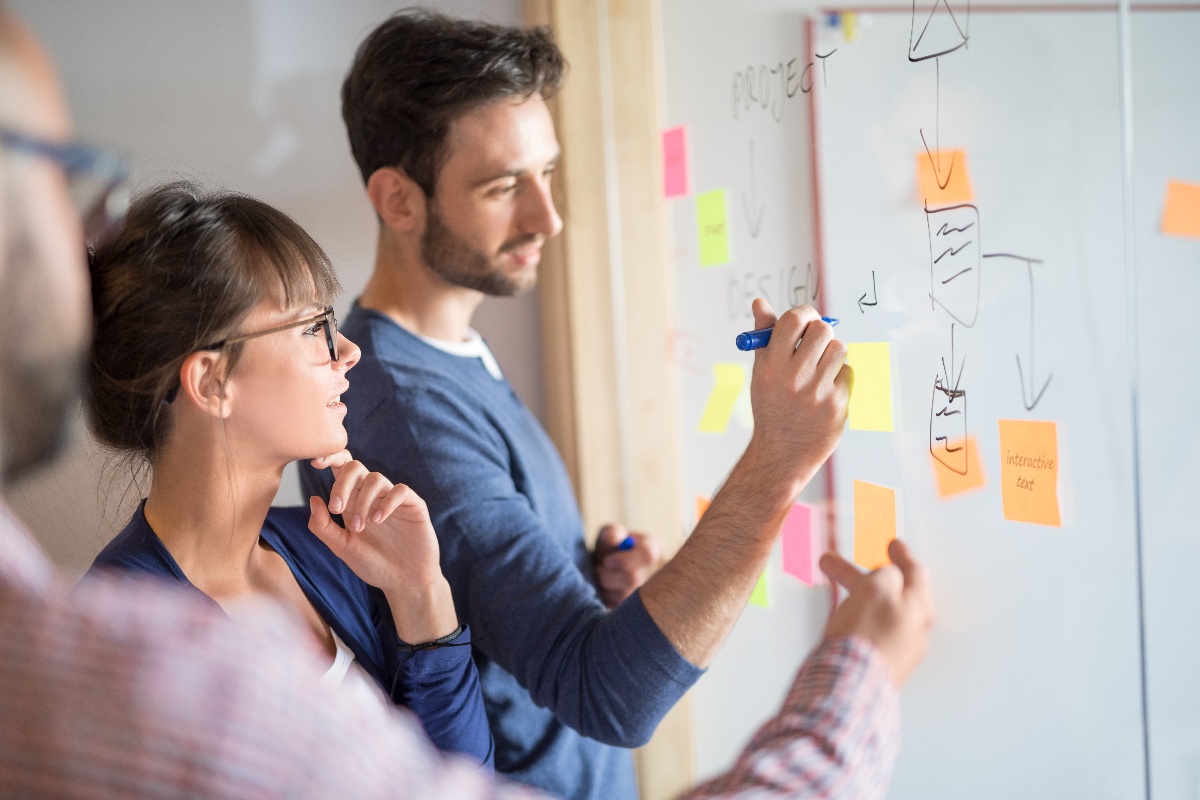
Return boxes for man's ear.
[366,166,427,234]
[177,350,234,420]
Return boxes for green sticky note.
[748,568,770,608]
[845,342,894,432]
[696,189,731,267]
[698,363,745,433]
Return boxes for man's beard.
[0,212,84,487]
[420,202,539,297]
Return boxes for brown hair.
[341,8,566,195]
[86,181,340,463]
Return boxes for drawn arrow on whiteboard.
[983,252,1052,411]
[858,270,878,313]
[741,139,765,239]
[918,58,956,192]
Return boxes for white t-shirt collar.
[416,329,504,381]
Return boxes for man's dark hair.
[341,8,566,195]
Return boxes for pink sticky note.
[662,126,689,198]
[781,502,815,586]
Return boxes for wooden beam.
[526,1,694,797]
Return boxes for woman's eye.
[303,323,323,336]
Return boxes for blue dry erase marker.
[617,536,635,551]
[735,318,839,351]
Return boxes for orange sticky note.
[998,420,1061,527]
[853,480,896,570]
[1162,180,1200,239]
[931,436,986,498]
[696,495,711,522]
[916,149,973,205]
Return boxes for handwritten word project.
[916,148,974,205]
[853,480,897,570]
[998,419,1061,526]
[696,189,731,266]
[845,342,895,431]
[662,126,689,198]
[697,363,745,433]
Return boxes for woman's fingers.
[311,449,353,472]
[345,472,392,532]
[369,482,418,525]
[307,495,349,555]
[326,459,370,515]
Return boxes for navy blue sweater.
[87,502,493,768]
[298,305,703,800]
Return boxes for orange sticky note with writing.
[1162,180,1200,239]
[998,420,1061,526]
[853,480,896,570]
[916,149,973,205]
[931,436,986,498]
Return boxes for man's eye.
[489,183,518,196]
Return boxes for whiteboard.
[1131,9,1200,799]
[658,2,1200,797]
[813,9,1143,798]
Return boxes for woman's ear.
[366,166,427,234]
[177,350,234,420]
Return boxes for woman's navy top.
[87,502,493,768]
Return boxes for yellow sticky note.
[1162,180,1200,239]
[698,363,745,433]
[696,189,731,267]
[748,568,770,608]
[843,11,859,42]
[998,420,1061,526]
[845,342,894,432]
[853,480,896,570]
[931,436,986,498]
[916,149,973,205]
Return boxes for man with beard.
[0,5,931,797]
[299,11,928,799]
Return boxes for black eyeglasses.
[0,127,130,244]
[200,306,339,362]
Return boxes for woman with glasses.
[83,181,493,768]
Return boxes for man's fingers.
[888,539,930,594]
[819,550,865,589]
[750,297,777,331]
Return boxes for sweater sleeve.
[392,625,495,770]
[350,385,703,748]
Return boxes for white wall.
[4,0,542,573]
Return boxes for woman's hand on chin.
[307,451,458,643]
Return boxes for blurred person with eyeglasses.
[0,7,932,799]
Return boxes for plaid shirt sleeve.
[0,507,545,800]
[680,637,901,800]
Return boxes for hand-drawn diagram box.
[929,376,968,474]
[909,0,971,62]
[927,203,980,327]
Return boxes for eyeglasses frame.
[200,306,339,363]
[0,127,130,241]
